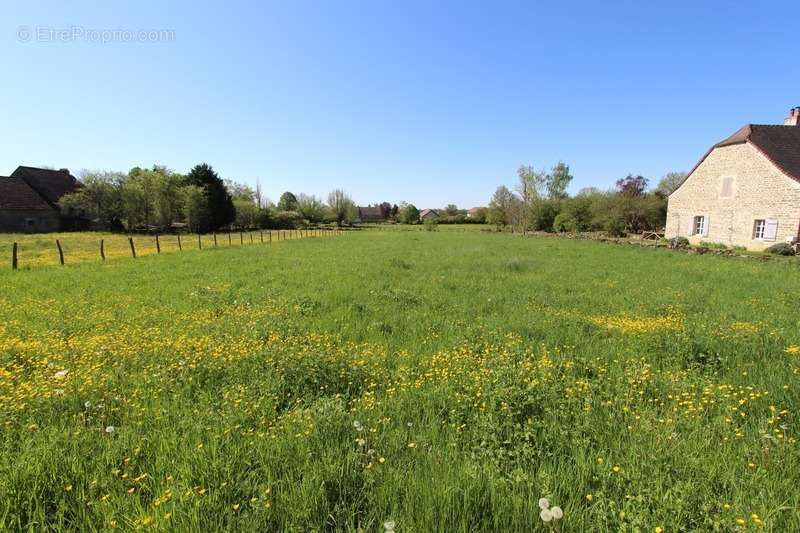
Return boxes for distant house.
[0,166,81,233]
[358,206,386,222]
[467,207,484,218]
[419,209,440,221]
[666,108,800,250]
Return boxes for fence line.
[9,228,345,270]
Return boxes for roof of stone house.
[0,176,54,211]
[676,125,800,193]
[419,209,439,218]
[358,206,385,220]
[10,166,80,207]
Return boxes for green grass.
[0,229,798,531]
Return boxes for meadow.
[0,227,798,531]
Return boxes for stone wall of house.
[666,143,800,250]
[0,209,61,233]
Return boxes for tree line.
[485,162,684,236]
[60,164,360,232]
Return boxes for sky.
[1,1,798,208]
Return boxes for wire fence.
[4,228,342,270]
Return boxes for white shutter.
[764,219,778,241]
[702,216,710,237]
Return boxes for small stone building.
[357,206,386,222]
[0,166,81,233]
[666,108,800,250]
[419,209,440,221]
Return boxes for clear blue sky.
[2,1,798,208]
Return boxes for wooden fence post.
[177,234,182,251]
[240,232,244,245]
[260,231,263,243]
[269,231,272,244]
[198,234,202,250]
[155,234,161,254]
[228,232,232,246]
[100,239,105,260]
[56,239,65,265]
[214,234,217,247]
[250,232,253,244]
[128,237,137,258]
[12,242,18,270]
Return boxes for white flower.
[105,426,115,434]
[84,401,92,409]
[551,506,563,520]
[383,520,396,531]
[53,369,69,379]
[538,497,550,510]
[353,420,364,432]
[540,509,553,522]
[357,438,366,447]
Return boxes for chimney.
[58,168,70,174]
[784,107,800,126]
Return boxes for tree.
[233,198,259,229]
[547,161,573,200]
[379,202,392,219]
[444,204,459,216]
[277,191,298,211]
[398,202,420,224]
[182,185,208,233]
[327,189,357,226]
[58,171,125,230]
[655,171,687,197]
[487,186,516,227]
[296,193,326,223]
[186,163,235,232]
[616,174,649,197]
[515,165,548,232]
[390,204,399,220]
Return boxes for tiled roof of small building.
[11,166,80,207]
[0,177,53,210]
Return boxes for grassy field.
[0,228,798,531]
[0,229,328,268]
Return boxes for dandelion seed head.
[538,497,550,510]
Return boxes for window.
[754,219,778,241]
[754,219,766,239]
[693,215,706,236]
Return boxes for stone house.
[666,108,800,250]
[0,166,81,232]
[357,206,386,222]
[419,209,440,221]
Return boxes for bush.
[669,237,690,249]
[423,219,439,231]
[700,241,728,250]
[766,242,795,256]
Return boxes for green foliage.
[423,218,439,231]
[766,242,795,256]
[277,191,299,212]
[296,194,326,224]
[669,236,690,249]
[487,186,515,227]
[186,163,236,232]
[272,210,304,229]
[327,189,357,227]
[655,171,687,197]
[398,202,420,224]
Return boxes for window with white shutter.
[763,219,778,242]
